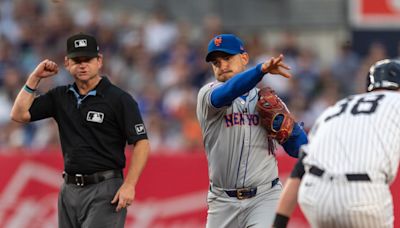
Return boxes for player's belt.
[309,166,371,182]
[63,170,123,187]
[223,178,280,200]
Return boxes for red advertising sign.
[0,150,399,227]
[350,0,400,27]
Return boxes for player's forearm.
[10,75,41,123]
[211,64,264,108]
[272,177,301,228]
[276,177,301,216]
[124,139,150,187]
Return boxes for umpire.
[10,33,150,227]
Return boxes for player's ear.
[240,52,249,65]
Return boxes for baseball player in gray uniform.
[197,34,308,228]
[272,59,400,228]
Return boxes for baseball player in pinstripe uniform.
[197,34,308,228]
[272,59,400,228]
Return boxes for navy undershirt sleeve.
[290,152,307,179]
[211,64,264,108]
[282,123,308,158]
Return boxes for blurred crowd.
[0,0,393,153]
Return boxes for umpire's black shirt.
[29,77,148,174]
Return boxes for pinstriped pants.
[298,173,393,228]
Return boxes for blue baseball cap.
[205,34,246,62]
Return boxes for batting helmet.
[367,59,400,92]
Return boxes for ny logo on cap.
[214,36,222,46]
[74,39,87,48]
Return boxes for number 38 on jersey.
[325,94,385,122]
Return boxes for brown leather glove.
[256,87,294,144]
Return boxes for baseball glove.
[256,87,294,144]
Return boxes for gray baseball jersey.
[197,81,278,188]
[298,90,400,228]
[197,81,281,228]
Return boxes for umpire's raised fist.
[31,59,59,79]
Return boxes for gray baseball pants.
[58,178,127,228]
[206,180,282,228]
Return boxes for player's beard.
[217,71,234,82]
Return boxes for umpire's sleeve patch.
[135,124,146,135]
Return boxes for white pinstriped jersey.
[196,81,278,189]
[302,90,400,183]
[298,90,400,228]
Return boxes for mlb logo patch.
[74,39,87,48]
[87,111,104,123]
[135,124,146,135]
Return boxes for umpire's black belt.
[63,170,123,187]
[223,178,280,200]
[309,166,371,182]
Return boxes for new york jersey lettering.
[225,112,259,127]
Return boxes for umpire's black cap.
[66,33,99,58]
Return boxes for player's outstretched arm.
[211,54,292,108]
[10,59,58,123]
[261,54,292,78]
[211,63,267,108]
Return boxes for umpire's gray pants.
[58,178,127,228]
